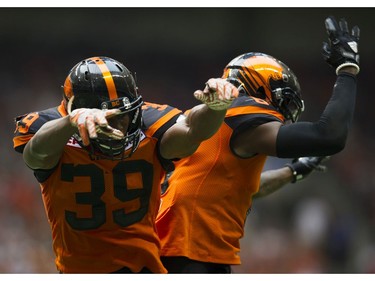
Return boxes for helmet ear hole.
[84,71,90,81]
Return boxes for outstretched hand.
[194,78,239,111]
[286,156,331,183]
[322,15,360,75]
[69,108,124,146]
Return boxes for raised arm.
[232,16,360,158]
[276,16,360,157]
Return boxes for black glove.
[286,156,330,183]
[322,16,360,75]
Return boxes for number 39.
[61,160,153,230]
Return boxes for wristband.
[285,164,298,183]
[336,63,360,75]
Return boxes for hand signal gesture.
[69,108,124,146]
[194,78,239,111]
[322,16,360,75]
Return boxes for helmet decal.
[91,56,119,101]
[223,52,304,122]
[63,75,73,100]
[62,56,144,160]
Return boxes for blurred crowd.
[1,8,374,273]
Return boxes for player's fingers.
[315,165,327,172]
[92,109,116,127]
[104,109,122,119]
[194,90,206,102]
[205,78,219,93]
[96,125,124,139]
[85,115,98,139]
[224,83,239,100]
[216,81,224,100]
[94,113,108,127]
[207,79,238,101]
[339,18,349,34]
[78,124,90,146]
[111,128,124,139]
[352,25,360,40]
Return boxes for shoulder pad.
[142,102,182,133]
[14,107,62,135]
[231,95,276,110]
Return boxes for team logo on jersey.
[67,137,81,148]
[124,131,146,151]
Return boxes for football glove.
[194,78,239,110]
[322,16,360,75]
[69,108,124,146]
[286,156,330,183]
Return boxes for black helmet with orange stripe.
[63,56,143,159]
[222,52,304,123]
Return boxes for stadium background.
[1,7,374,273]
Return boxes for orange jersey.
[156,95,284,265]
[13,101,182,273]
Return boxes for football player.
[13,56,238,273]
[156,16,360,273]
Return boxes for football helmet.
[222,52,304,122]
[63,56,143,159]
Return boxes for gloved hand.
[69,108,124,146]
[286,156,330,183]
[194,78,239,110]
[322,15,360,75]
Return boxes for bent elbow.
[23,141,60,170]
[324,134,347,155]
[326,142,346,155]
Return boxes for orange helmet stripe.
[63,75,74,99]
[92,57,118,101]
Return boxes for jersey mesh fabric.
[14,101,182,273]
[156,96,284,265]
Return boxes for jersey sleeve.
[141,102,183,139]
[225,95,284,132]
[13,107,62,153]
[141,102,183,171]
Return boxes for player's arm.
[159,78,238,159]
[23,108,121,170]
[23,116,76,169]
[277,16,359,158]
[253,156,329,199]
[253,167,293,199]
[232,16,360,158]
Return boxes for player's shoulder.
[225,95,284,129]
[142,101,178,114]
[14,106,63,135]
[227,95,281,118]
[142,101,182,129]
[230,95,274,109]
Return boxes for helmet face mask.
[63,56,143,160]
[90,128,141,160]
[222,52,304,123]
[271,87,305,123]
